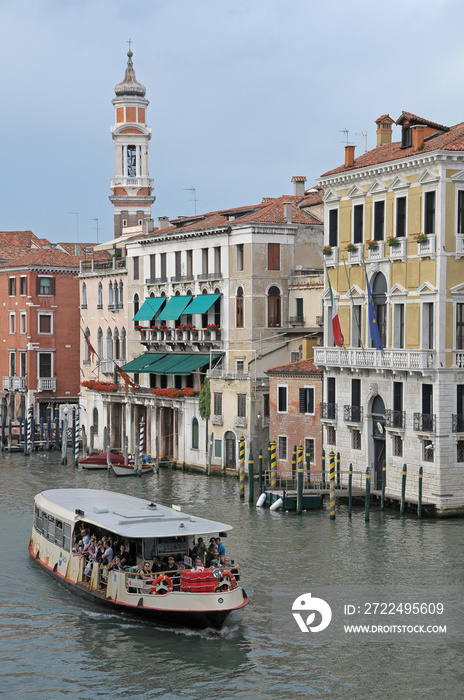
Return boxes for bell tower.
[110,48,155,238]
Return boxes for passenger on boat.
[192,538,207,564]
[215,538,226,556]
[101,539,114,564]
[193,557,205,571]
[139,562,155,580]
[116,544,130,567]
[108,556,124,572]
[165,556,178,572]
[205,548,220,568]
[150,556,163,574]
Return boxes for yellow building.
[315,112,464,516]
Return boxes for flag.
[82,328,97,363]
[365,271,383,350]
[115,363,137,396]
[327,273,344,347]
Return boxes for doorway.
[371,395,386,490]
[224,431,236,470]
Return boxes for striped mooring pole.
[258,448,263,493]
[418,467,423,518]
[270,439,277,488]
[336,451,341,489]
[305,444,311,488]
[138,417,145,475]
[329,449,336,520]
[381,460,386,510]
[348,463,353,517]
[74,405,80,466]
[55,406,60,451]
[297,443,304,515]
[248,452,254,504]
[365,466,371,521]
[26,405,33,455]
[291,445,297,486]
[321,448,326,488]
[400,463,407,515]
[239,434,245,500]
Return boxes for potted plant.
[415,233,427,242]
[322,245,332,255]
[387,237,400,247]
[346,243,357,252]
[366,239,378,249]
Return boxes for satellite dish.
[376,422,384,434]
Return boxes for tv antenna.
[339,129,350,146]
[92,218,101,244]
[356,130,368,152]
[183,186,199,215]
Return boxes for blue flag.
[365,272,383,350]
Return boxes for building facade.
[315,112,464,515]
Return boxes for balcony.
[455,234,464,259]
[170,274,194,283]
[137,327,222,348]
[99,360,115,374]
[346,244,363,265]
[388,238,407,260]
[289,316,305,326]
[417,234,436,258]
[234,416,247,428]
[80,258,127,274]
[385,409,405,429]
[196,271,223,281]
[344,405,363,423]
[146,276,168,285]
[320,402,337,420]
[413,412,436,433]
[453,351,464,368]
[37,377,57,392]
[367,241,385,260]
[452,414,464,433]
[322,247,338,267]
[3,377,13,391]
[3,376,27,391]
[314,347,436,372]
[211,415,224,426]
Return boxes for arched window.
[121,327,126,360]
[114,328,120,360]
[84,327,91,362]
[192,417,199,450]
[81,282,87,309]
[97,327,103,358]
[97,282,103,309]
[92,407,99,436]
[108,282,114,308]
[106,328,113,359]
[118,281,124,309]
[214,286,221,327]
[371,272,387,348]
[267,286,281,328]
[133,293,139,329]
[236,286,244,328]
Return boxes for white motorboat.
[29,488,248,630]
[110,462,154,477]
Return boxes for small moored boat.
[79,452,126,470]
[110,462,154,477]
[29,488,248,630]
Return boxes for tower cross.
[127,38,133,52]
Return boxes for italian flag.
[328,273,344,347]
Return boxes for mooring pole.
[74,405,80,466]
[297,443,304,515]
[270,438,277,488]
[348,462,353,518]
[61,412,68,464]
[258,448,263,493]
[336,451,341,489]
[305,444,311,488]
[329,449,336,520]
[400,463,407,515]
[321,448,326,488]
[291,445,297,487]
[239,433,245,500]
[365,466,371,522]
[55,407,60,451]
[248,452,254,504]
[418,466,423,518]
[381,459,386,510]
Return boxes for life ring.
[215,570,237,592]
[150,574,174,595]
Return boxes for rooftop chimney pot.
[292,176,306,197]
[345,145,355,168]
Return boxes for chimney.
[292,176,306,197]
[158,216,170,230]
[284,203,293,223]
[375,114,394,146]
[412,125,427,152]
[74,242,81,256]
[345,145,355,168]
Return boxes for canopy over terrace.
[121,353,220,375]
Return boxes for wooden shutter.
[268,243,280,270]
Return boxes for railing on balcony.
[80,258,127,273]
[12,377,27,391]
[454,351,464,368]
[388,238,407,259]
[289,316,305,326]
[452,414,464,433]
[196,271,223,281]
[413,412,436,433]
[320,402,337,420]
[37,377,57,392]
[417,234,436,258]
[368,241,385,260]
[347,244,363,265]
[314,347,436,371]
[145,276,168,285]
[170,274,194,283]
[211,415,224,426]
[208,369,250,381]
[344,405,363,423]
[323,248,338,267]
[234,416,247,428]
[456,234,464,258]
[385,409,405,429]
[3,377,13,391]
[99,360,115,374]
[138,328,222,346]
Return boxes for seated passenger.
[165,556,178,572]
[139,561,155,580]
[192,557,205,571]
[151,556,163,573]
[108,556,124,571]
[205,548,220,568]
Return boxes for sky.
[2,0,464,244]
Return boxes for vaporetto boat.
[29,488,249,630]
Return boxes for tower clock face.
[127,146,137,177]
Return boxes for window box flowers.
[415,233,427,243]
[346,243,357,252]
[366,239,379,250]
[322,245,332,255]
[81,380,118,392]
[151,387,200,398]
[387,237,401,247]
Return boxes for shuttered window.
[278,386,287,412]
[37,277,55,295]
[268,243,280,270]
[299,387,314,414]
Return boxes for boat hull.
[29,546,248,630]
[110,464,154,477]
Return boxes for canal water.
[1,451,463,700]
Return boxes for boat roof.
[35,488,232,539]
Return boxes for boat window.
[63,522,71,552]
[35,507,42,533]
[48,516,55,542]
[42,513,49,539]
[55,520,63,547]
[157,537,187,557]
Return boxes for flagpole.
[341,255,367,365]
[323,259,345,349]
[360,257,384,352]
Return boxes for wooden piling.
[258,448,263,493]
[381,459,386,510]
[60,415,68,464]
[248,453,254,504]
[321,448,326,488]
[239,434,245,500]
[291,445,297,486]
[418,466,423,518]
[365,466,371,521]
[336,451,341,489]
[297,444,304,515]
[305,444,311,488]
[329,449,336,520]
[348,462,353,517]
[400,464,407,515]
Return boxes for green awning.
[157,296,192,321]
[121,353,165,372]
[183,293,221,315]
[133,297,165,321]
[139,353,219,376]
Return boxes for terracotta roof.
[299,185,324,209]
[0,249,84,269]
[266,357,322,375]
[0,231,45,260]
[321,116,464,177]
[395,111,448,131]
